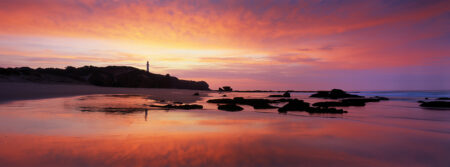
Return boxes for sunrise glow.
[0,0,449,90]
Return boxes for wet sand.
[0,92,449,166]
[0,82,208,103]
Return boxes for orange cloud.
[0,0,448,90]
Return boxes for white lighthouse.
[146,61,149,73]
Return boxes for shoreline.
[0,82,209,104]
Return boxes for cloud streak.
[0,0,448,90]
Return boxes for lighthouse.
[146,61,149,73]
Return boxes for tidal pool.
[0,92,449,166]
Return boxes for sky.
[0,0,449,90]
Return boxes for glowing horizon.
[0,0,449,90]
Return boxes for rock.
[207,98,235,103]
[222,86,233,92]
[174,104,203,110]
[268,95,283,97]
[437,97,450,100]
[278,99,310,113]
[269,91,291,98]
[174,102,183,104]
[193,92,200,96]
[310,89,362,99]
[218,104,243,111]
[273,98,297,103]
[222,94,227,97]
[150,104,203,110]
[419,101,450,108]
[218,86,232,91]
[278,99,347,114]
[207,97,276,109]
[232,97,277,109]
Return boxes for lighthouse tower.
[146,61,149,73]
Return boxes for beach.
[0,85,449,166]
[0,82,207,103]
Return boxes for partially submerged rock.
[278,99,310,112]
[207,97,277,109]
[207,98,235,103]
[272,98,297,103]
[310,89,362,99]
[419,101,450,108]
[278,99,347,114]
[219,86,233,92]
[218,104,243,112]
[193,92,200,96]
[150,104,203,110]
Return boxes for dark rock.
[174,104,203,110]
[222,94,227,97]
[173,102,183,104]
[218,104,243,112]
[268,95,283,97]
[283,91,291,97]
[278,99,310,113]
[193,92,200,96]
[207,98,235,103]
[273,98,297,103]
[222,86,233,92]
[419,101,450,108]
[278,99,347,114]
[232,97,277,109]
[310,89,362,99]
[437,97,450,100]
[269,91,291,98]
[150,104,203,110]
[207,97,276,109]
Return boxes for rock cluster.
[418,101,450,108]
[310,89,362,99]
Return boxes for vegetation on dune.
[0,66,209,90]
